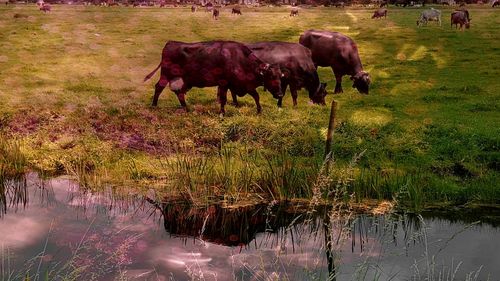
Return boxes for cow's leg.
[230,90,239,107]
[249,90,262,113]
[174,90,188,112]
[152,80,167,106]
[277,81,289,108]
[333,71,343,94]
[217,86,228,115]
[289,85,298,106]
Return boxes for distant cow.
[417,8,441,26]
[299,30,370,95]
[205,2,213,12]
[493,0,499,7]
[212,8,219,19]
[108,2,119,6]
[39,3,51,12]
[191,5,196,12]
[290,8,298,16]
[451,10,470,29]
[334,1,344,7]
[144,41,283,114]
[236,42,327,107]
[372,8,387,19]
[232,7,242,14]
[380,1,387,7]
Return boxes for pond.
[1,174,499,280]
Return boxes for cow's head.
[351,71,371,94]
[259,63,283,99]
[309,82,328,105]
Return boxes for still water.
[1,174,499,280]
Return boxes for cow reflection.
[148,200,315,246]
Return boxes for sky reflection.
[0,174,499,280]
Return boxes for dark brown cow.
[237,42,327,107]
[144,41,283,114]
[212,8,219,19]
[299,30,370,95]
[372,8,387,19]
[231,7,242,14]
[290,8,298,16]
[451,10,470,29]
[191,5,196,12]
[39,3,51,12]
[493,1,499,7]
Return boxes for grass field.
[0,4,499,208]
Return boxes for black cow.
[232,7,242,14]
[372,8,387,19]
[40,3,51,12]
[451,10,470,29]
[191,5,196,12]
[234,42,327,107]
[212,8,219,19]
[493,0,499,7]
[290,8,298,16]
[144,41,283,114]
[299,30,370,95]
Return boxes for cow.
[334,1,345,7]
[191,5,196,12]
[232,7,242,14]
[372,8,387,19]
[231,42,328,108]
[212,8,219,19]
[144,41,283,114]
[493,0,499,7]
[380,1,387,7]
[299,30,370,95]
[451,10,470,29]
[205,2,213,12]
[39,3,51,12]
[290,8,298,16]
[417,8,442,26]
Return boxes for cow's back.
[299,30,354,67]
[161,41,259,87]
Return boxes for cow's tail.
[144,63,161,82]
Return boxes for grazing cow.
[212,8,219,19]
[417,8,442,26]
[290,8,298,16]
[493,0,499,7]
[372,8,387,19]
[39,3,51,12]
[299,30,371,95]
[231,7,242,15]
[451,10,470,29]
[191,5,196,12]
[144,41,283,114]
[232,42,328,108]
[205,2,213,12]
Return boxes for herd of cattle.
[370,6,471,28]
[144,30,370,114]
[23,3,488,114]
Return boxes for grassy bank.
[0,5,498,208]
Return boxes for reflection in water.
[0,174,499,280]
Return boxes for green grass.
[0,5,498,207]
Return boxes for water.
[1,174,499,280]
